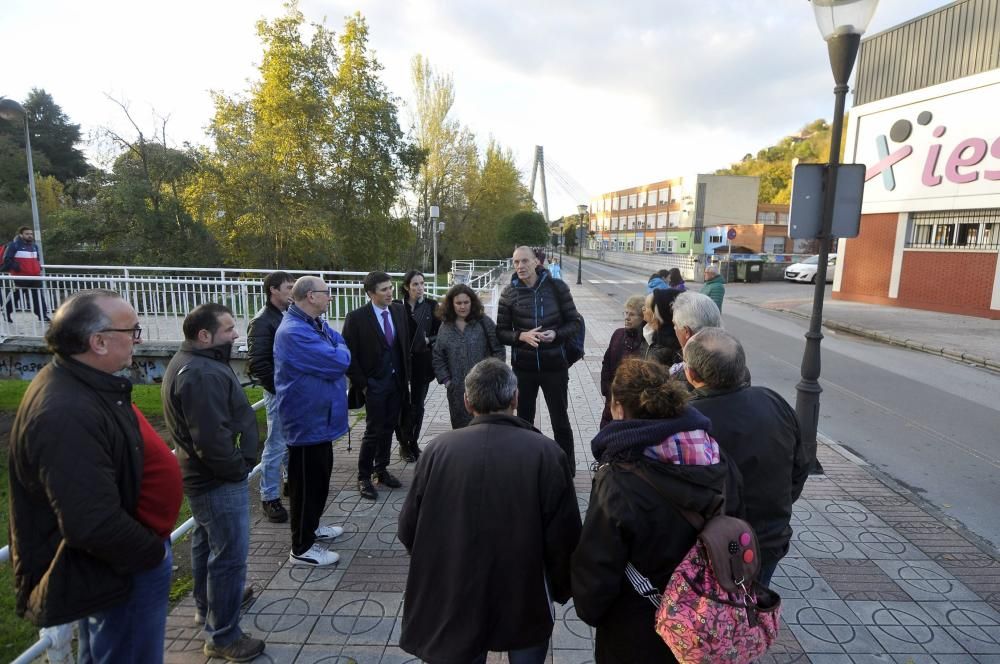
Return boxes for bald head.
[292,276,329,317]
[683,327,746,389]
[512,246,540,286]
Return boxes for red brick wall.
[898,251,997,315]
[839,213,898,298]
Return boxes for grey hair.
[291,276,323,302]
[464,358,518,414]
[672,292,721,333]
[683,327,746,389]
[625,294,645,316]
[45,289,119,356]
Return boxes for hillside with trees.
[715,118,842,204]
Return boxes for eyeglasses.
[100,325,143,341]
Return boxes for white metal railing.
[0,261,510,341]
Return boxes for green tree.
[327,13,423,270]
[498,210,548,250]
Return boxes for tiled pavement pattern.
[164,277,1000,663]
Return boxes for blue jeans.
[259,390,288,501]
[469,641,549,664]
[189,479,250,648]
[77,541,172,664]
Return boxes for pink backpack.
[626,478,781,663]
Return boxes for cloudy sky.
[3,0,949,217]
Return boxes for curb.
[747,302,997,372]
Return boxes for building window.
[708,234,723,244]
[646,190,657,207]
[908,209,1000,249]
[656,212,667,228]
[644,239,655,252]
[659,188,670,205]
[757,211,777,224]
[679,241,688,249]
[628,194,637,209]
[656,239,665,251]
[777,212,788,224]
[668,211,681,227]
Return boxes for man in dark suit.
[342,271,411,500]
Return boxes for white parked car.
[784,255,836,284]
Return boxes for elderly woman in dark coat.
[572,359,741,664]
[432,285,505,429]
[599,294,647,428]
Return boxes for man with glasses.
[9,290,180,662]
[273,276,351,566]
[342,271,411,500]
[247,270,295,523]
[162,303,264,662]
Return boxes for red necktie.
[382,310,394,347]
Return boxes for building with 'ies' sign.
[834,0,1000,319]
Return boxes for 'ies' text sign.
[847,74,1000,214]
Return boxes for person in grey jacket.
[162,303,264,662]
[433,284,505,429]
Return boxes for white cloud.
[2,0,950,217]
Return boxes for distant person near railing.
[8,290,181,663]
[2,226,50,322]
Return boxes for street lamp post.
[430,205,440,290]
[0,97,44,266]
[576,204,587,285]
[796,0,879,474]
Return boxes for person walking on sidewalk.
[701,263,726,312]
[9,290,179,663]
[399,359,581,664]
[162,303,264,662]
[343,271,411,500]
[2,226,49,322]
[685,328,808,586]
[497,245,581,472]
[247,270,294,523]
[274,276,352,567]
[393,270,440,462]
[432,284,505,429]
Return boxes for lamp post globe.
[795,0,879,474]
[0,97,44,266]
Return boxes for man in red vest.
[2,226,49,322]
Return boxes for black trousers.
[358,374,402,480]
[394,377,430,445]
[514,367,575,473]
[4,283,49,321]
[288,442,333,555]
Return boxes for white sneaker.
[314,525,344,541]
[289,544,340,567]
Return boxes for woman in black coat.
[572,359,740,664]
[394,270,441,461]
[641,288,682,366]
[599,294,646,428]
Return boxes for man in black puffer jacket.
[247,270,294,523]
[497,246,581,471]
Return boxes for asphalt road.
[579,259,1000,550]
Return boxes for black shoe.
[373,470,402,489]
[358,478,378,500]
[261,499,288,523]
[203,634,265,662]
[398,443,417,463]
[410,442,421,461]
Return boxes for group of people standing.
[6,243,806,664]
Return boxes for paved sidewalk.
[163,276,1000,663]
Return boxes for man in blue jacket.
[274,276,352,567]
